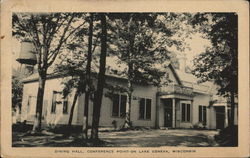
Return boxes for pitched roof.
[22,63,217,95]
[175,69,216,94]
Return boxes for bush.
[192,122,206,129]
[214,125,238,146]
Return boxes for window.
[27,95,36,115]
[181,103,191,122]
[139,98,152,120]
[51,91,57,113]
[51,91,63,114]
[112,94,127,117]
[199,105,207,124]
[27,96,30,113]
[63,97,68,114]
[51,91,69,114]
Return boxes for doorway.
[164,99,173,127]
[164,108,172,127]
[215,106,225,129]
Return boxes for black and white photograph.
[11,12,239,147]
[1,0,249,157]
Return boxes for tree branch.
[47,15,86,66]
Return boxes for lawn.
[12,128,219,147]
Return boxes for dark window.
[146,99,151,119]
[139,98,151,120]
[139,98,145,119]
[112,94,127,117]
[120,95,127,117]
[199,105,207,124]
[203,106,206,124]
[112,94,119,117]
[63,98,68,114]
[181,103,186,121]
[51,91,57,113]
[27,96,31,113]
[228,108,231,122]
[181,103,191,122]
[187,104,190,122]
[199,106,202,122]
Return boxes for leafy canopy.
[191,13,238,96]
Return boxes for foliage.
[54,14,100,99]
[12,12,87,73]
[103,13,190,128]
[107,13,190,87]
[191,13,238,97]
[12,76,23,109]
[214,125,238,146]
[12,12,87,131]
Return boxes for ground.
[12,128,219,147]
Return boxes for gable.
[166,64,182,85]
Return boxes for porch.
[156,84,194,129]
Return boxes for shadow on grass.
[102,133,213,147]
[12,128,218,147]
[12,132,114,147]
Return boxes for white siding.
[21,76,158,128]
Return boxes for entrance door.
[216,107,225,129]
[164,107,172,127]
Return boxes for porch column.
[172,98,175,128]
[155,95,160,128]
[224,105,228,128]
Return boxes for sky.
[183,33,211,67]
[12,30,211,71]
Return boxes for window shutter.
[112,94,119,117]
[199,106,202,122]
[203,106,207,124]
[187,104,190,122]
[139,98,145,119]
[146,99,151,119]
[120,95,127,117]
[181,103,185,121]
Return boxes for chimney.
[179,54,187,72]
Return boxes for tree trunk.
[82,13,93,139]
[123,69,133,129]
[123,86,132,129]
[32,72,46,132]
[63,91,79,136]
[123,17,134,129]
[91,13,107,140]
[229,91,235,127]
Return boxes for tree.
[12,75,23,110]
[191,13,238,127]
[54,13,99,138]
[107,13,186,129]
[91,13,108,140]
[55,49,87,136]
[13,13,86,132]
[82,13,94,139]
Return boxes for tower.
[16,40,37,76]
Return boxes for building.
[19,58,235,130]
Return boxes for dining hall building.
[19,55,237,130]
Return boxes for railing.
[160,84,193,96]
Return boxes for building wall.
[179,100,192,128]
[208,107,217,129]
[21,77,79,126]
[192,93,216,129]
[76,77,158,128]
[21,71,228,129]
[157,93,216,129]
[175,100,181,127]
[21,76,158,128]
